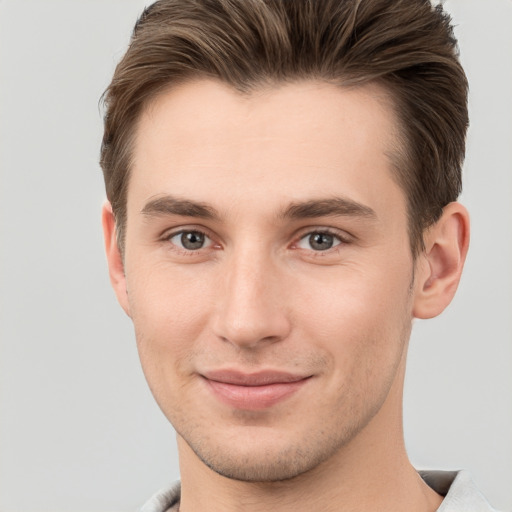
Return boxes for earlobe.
[412,202,470,319]
[101,201,131,317]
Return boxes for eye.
[168,230,213,251]
[296,231,343,251]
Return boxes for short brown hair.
[100,0,468,255]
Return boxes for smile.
[201,370,312,410]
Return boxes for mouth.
[201,369,312,410]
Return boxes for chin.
[181,425,354,483]
[198,450,322,483]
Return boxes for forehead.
[129,79,404,219]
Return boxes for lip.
[201,370,311,410]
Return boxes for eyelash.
[159,227,351,256]
[161,228,216,255]
[293,228,350,255]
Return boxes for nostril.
[213,317,291,349]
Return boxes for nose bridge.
[213,243,290,348]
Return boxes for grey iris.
[309,233,334,251]
[181,231,205,250]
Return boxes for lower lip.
[204,378,310,410]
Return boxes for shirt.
[140,470,499,512]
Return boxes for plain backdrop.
[0,1,511,511]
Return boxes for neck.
[177,359,442,512]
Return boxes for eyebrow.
[140,194,376,222]
[141,196,219,220]
[280,197,376,221]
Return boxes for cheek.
[127,254,214,329]
[295,259,413,378]
[126,261,215,385]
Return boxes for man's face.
[120,79,419,481]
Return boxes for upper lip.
[201,369,311,386]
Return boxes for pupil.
[181,231,204,250]
[310,233,333,251]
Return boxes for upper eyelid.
[168,229,211,240]
[158,225,353,249]
[160,225,213,240]
[163,229,217,254]
[294,226,353,242]
[161,227,216,250]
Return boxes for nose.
[212,249,292,349]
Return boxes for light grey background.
[0,1,510,511]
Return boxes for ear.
[413,202,470,319]
[102,201,131,317]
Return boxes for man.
[100,0,498,510]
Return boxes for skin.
[103,79,469,511]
